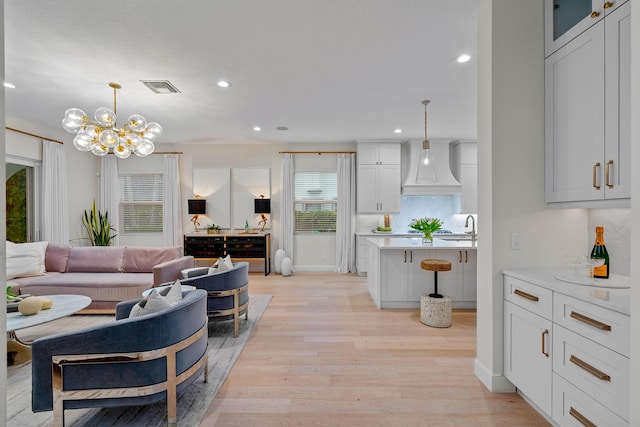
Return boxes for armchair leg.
[166,352,177,426]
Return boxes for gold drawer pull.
[541,329,549,358]
[570,407,597,427]
[593,162,601,189]
[591,11,601,18]
[514,289,539,302]
[570,355,611,381]
[603,1,614,9]
[570,311,612,331]
[605,160,613,188]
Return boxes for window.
[118,174,163,234]
[294,171,337,232]
[6,157,40,242]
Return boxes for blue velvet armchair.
[180,261,249,337]
[31,289,208,426]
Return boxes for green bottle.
[590,226,609,279]
[244,220,249,232]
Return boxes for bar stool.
[420,259,452,328]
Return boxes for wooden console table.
[184,233,271,275]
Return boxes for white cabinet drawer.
[553,373,629,427]
[554,293,630,357]
[504,276,553,320]
[553,325,629,421]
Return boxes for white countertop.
[503,268,631,315]
[364,236,478,249]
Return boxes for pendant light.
[416,99,437,183]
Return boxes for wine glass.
[566,255,583,277]
[584,257,605,278]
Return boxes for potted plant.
[409,217,443,243]
[82,200,117,246]
[207,224,221,234]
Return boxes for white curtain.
[280,154,294,264]
[100,155,120,246]
[41,141,69,244]
[163,154,182,246]
[335,153,356,273]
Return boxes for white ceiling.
[4,0,479,145]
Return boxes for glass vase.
[422,233,433,244]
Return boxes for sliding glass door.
[6,156,41,242]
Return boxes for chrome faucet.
[464,215,476,242]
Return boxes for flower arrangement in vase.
[409,217,443,243]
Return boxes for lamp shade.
[188,199,206,215]
[254,198,271,214]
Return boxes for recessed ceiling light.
[253,126,261,132]
[4,82,16,89]
[276,126,288,131]
[217,80,231,88]
[394,128,402,134]
[457,54,471,63]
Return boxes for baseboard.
[293,265,337,273]
[474,358,515,393]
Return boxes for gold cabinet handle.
[570,407,597,427]
[569,355,611,381]
[409,250,413,263]
[603,1,614,9]
[514,289,539,302]
[591,11,601,18]
[593,162,601,189]
[541,329,549,358]
[570,311,612,331]
[605,160,613,188]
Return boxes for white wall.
[475,0,588,391]
[630,0,639,423]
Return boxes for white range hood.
[401,139,461,195]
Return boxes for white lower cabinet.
[503,273,630,426]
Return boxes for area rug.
[6,294,271,427]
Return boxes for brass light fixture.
[416,99,437,184]
[62,83,162,158]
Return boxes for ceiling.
[4,0,479,145]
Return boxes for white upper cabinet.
[357,142,401,213]
[451,141,477,214]
[544,1,630,205]
[544,0,627,58]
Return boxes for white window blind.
[118,174,164,234]
[294,171,337,232]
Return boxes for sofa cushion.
[66,247,125,273]
[6,241,48,279]
[129,289,173,318]
[122,246,182,273]
[44,244,71,273]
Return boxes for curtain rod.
[107,151,183,155]
[279,151,356,154]
[5,127,65,144]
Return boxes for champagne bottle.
[590,226,609,279]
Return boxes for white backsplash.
[588,208,630,276]
[356,195,475,234]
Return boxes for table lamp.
[254,195,271,232]
[188,196,206,232]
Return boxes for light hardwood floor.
[201,272,550,426]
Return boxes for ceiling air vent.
[141,80,180,94]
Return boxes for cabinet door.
[357,144,379,165]
[544,0,603,57]
[356,164,379,213]
[408,249,436,300]
[545,21,605,203]
[504,301,553,416]
[461,250,477,302]
[432,250,463,302]
[377,164,401,213]
[603,2,630,199]
[380,251,409,301]
[356,236,369,275]
[378,143,401,165]
[459,164,477,214]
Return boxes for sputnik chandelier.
[62,83,162,158]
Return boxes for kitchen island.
[365,236,477,309]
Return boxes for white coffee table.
[6,294,92,365]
